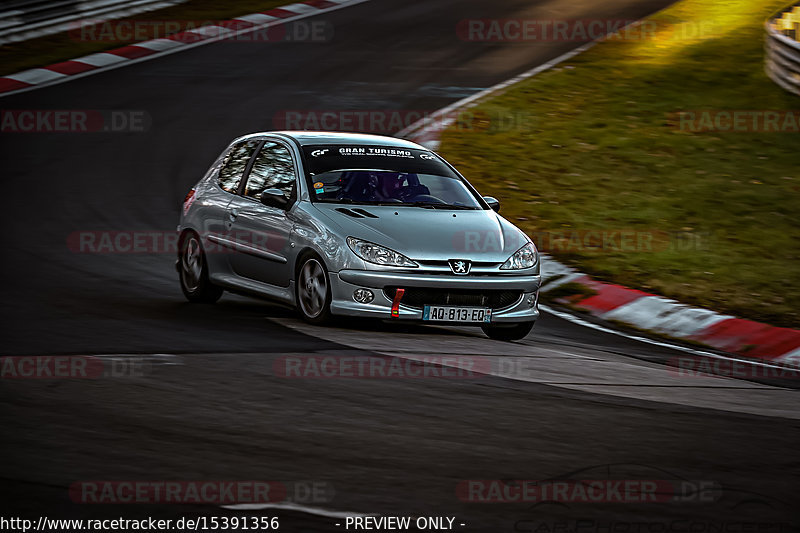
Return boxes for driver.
[375,173,406,201]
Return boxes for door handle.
[229,208,239,221]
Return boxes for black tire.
[481,322,534,341]
[179,232,223,303]
[295,253,332,325]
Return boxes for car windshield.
[311,170,483,209]
[302,145,483,209]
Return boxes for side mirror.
[260,188,288,209]
[483,196,500,212]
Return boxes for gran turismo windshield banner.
[302,145,458,177]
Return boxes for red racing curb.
[551,275,800,364]
[45,60,98,75]
[0,78,32,93]
[0,0,359,96]
[692,319,800,360]
[262,8,299,18]
[110,45,158,60]
[305,0,338,7]
[559,276,651,315]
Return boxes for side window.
[244,142,297,201]
[218,140,259,193]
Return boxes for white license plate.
[422,305,491,323]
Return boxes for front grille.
[384,287,522,310]
[415,260,501,268]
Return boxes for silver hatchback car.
[177,131,540,340]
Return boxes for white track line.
[540,304,793,371]
[396,42,596,147]
[270,317,800,419]
[221,502,373,518]
[397,22,656,142]
[0,0,372,99]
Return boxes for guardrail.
[0,0,187,45]
[765,3,800,96]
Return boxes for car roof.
[254,131,427,150]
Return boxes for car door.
[203,138,261,275]
[224,140,297,287]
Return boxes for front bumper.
[328,269,540,324]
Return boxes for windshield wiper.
[321,198,364,205]
[322,199,476,210]
[406,202,443,209]
[406,202,478,210]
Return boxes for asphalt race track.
[1,0,798,531]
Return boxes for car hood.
[311,204,529,262]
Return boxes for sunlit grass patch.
[440,0,800,327]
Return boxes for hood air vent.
[334,208,379,219]
[335,208,364,218]
[352,208,378,218]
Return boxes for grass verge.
[439,0,800,328]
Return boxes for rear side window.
[244,142,296,200]
[218,140,259,193]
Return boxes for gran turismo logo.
[449,259,471,275]
[311,149,329,157]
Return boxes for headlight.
[346,237,418,267]
[500,242,538,270]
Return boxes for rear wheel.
[296,254,332,325]
[481,322,534,341]
[179,232,222,303]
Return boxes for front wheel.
[296,255,332,325]
[481,322,534,341]
[179,232,222,303]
